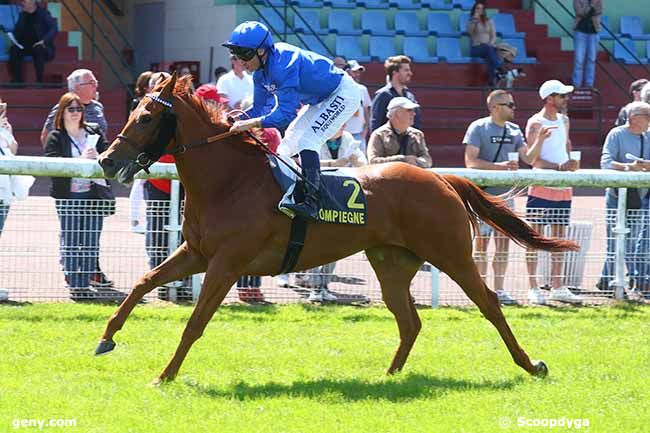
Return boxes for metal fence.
[1,157,650,306]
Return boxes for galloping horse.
[96,73,578,384]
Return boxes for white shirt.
[216,70,254,108]
[526,113,569,165]
[345,83,372,135]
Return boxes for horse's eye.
[138,114,152,124]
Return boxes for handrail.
[93,0,135,56]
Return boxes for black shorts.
[525,196,571,226]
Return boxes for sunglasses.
[66,106,83,113]
[551,93,569,99]
[79,80,98,87]
[229,47,257,61]
[497,102,517,109]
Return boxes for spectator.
[7,0,57,84]
[195,84,229,107]
[525,80,583,305]
[43,92,114,300]
[640,82,650,105]
[130,71,153,113]
[216,54,254,109]
[614,79,648,127]
[333,56,348,70]
[598,102,650,295]
[343,60,372,152]
[367,97,432,168]
[41,69,107,145]
[464,90,542,305]
[209,66,228,86]
[572,0,602,89]
[0,99,18,236]
[467,1,502,87]
[149,71,170,89]
[370,55,421,132]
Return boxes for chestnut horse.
[96,73,577,384]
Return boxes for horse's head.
[98,72,179,184]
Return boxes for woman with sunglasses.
[44,92,113,300]
[223,21,361,221]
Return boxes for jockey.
[223,21,360,220]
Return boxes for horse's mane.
[170,75,259,148]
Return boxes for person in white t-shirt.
[343,60,372,152]
[216,55,254,109]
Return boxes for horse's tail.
[442,174,579,252]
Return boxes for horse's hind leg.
[95,242,207,355]
[444,258,548,377]
[366,245,424,375]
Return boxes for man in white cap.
[343,60,372,151]
[525,79,582,305]
[367,97,432,168]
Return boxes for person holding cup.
[463,90,542,305]
[524,80,583,305]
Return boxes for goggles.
[229,46,257,61]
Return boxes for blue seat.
[427,12,461,37]
[293,0,324,6]
[0,35,8,61]
[619,16,650,41]
[361,11,394,36]
[613,39,642,64]
[501,38,537,64]
[389,0,419,9]
[395,12,427,37]
[597,16,614,40]
[421,0,452,10]
[458,12,470,35]
[296,34,332,56]
[260,8,290,35]
[328,11,361,36]
[357,0,390,8]
[436,37,471,63]
[335,36,371,62]
[369,36,396,60]
[266,0,289,6]
[403,37,439,63]
[294,10,328,35]
[325,0,356,8]
[647,41,650,63]
[452,0,473,10]
[0,5,19,32]
[492,13,525,39]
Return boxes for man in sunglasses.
[463,90,541,305]
[524,79,582,305]
[615,79,649,127]
[222,21,360,221]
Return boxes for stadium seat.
[266,0,289,6]
[261,8,290,35]
[427,13,461,37]
[647,41,650,63]
[452,0,473,10]
[403,37,439,63]
[492,13,525,39]
[292,34,332,56]
[598,16,614,40]
[369,36,396,60]
[325,0,356,8]
[328,11,362,36]
[293,0,324,6]
[357,0,390,8]
[293,10,328,35]
[436,37,471,63]
[389,0,419,10]
[421,0,453,10]
[619,16,650,41]
[335,36,371,62]
[0,5,19,32]
[395,12,427,37]
[501,38,537,64]
[458,12,470,35]
[613,39,643,64]
[0,35,8,61]
[361,11,394,36]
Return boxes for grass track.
[1,303,649,432]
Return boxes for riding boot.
[281,168,320,220]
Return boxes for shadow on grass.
[185,373,526,402]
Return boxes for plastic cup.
[507,152,519,162]
[570,151,581,161]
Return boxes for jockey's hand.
[229,118,261,133]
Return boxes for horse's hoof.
[532,360,548,378]
[95,339,116,356]
[150,378,163,387]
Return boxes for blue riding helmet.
[222,21,274,51]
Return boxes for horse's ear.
[160,71,177,98]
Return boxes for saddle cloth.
[267,155,368,225]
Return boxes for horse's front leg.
[154,257,240,385]
[95,242,207,355]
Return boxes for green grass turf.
[1,303,649,432]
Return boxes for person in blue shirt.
[224,21,360,220]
